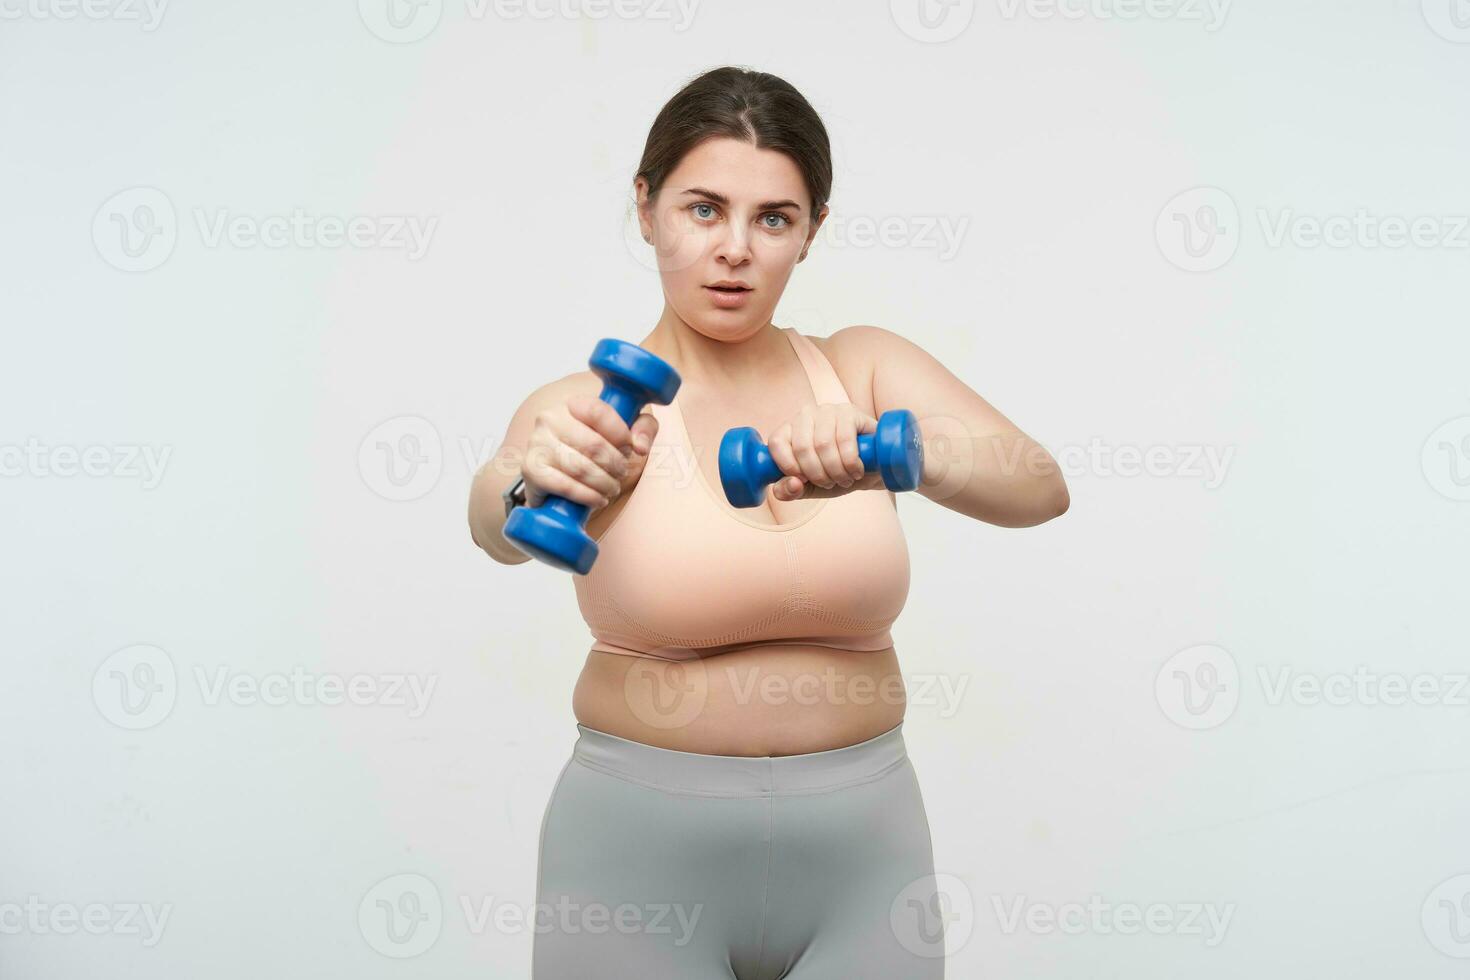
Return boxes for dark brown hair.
[635,66,833,222]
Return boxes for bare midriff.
[572,644,906,757]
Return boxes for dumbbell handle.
[742,431,890,491]
[719,408,923,508]
[532,383,644,520]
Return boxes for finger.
[772,474,805,502]
[795,470,884,500]
[629,411,659,454]
[766,422,802,484]
[789,407,834,489]
[533,404,626,478]
[528,435,623,502]
[523,464,608,510]
[835,409,865,483]
[567,395,634,454]
[812,405,851,488]
[558,417,630,482]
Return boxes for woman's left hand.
[766,403,887,501]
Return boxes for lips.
[704,283,753,308]
[705,282,752,292]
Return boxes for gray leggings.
[531,722,945,979]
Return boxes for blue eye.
[690,203,791,228]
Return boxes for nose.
[714,221,752,267]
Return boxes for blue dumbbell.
[718,409,924,508]
[503,339,680,574]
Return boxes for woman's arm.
[829,325,1069,528]
[469,371,658,563]
[468,373,589,565]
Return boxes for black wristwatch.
[502,474,528,517]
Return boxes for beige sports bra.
[572,327,912,662]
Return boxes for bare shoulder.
[806,325,915,416]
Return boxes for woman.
[469,66,1068,979]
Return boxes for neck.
[642,303,788,389]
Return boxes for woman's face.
[636,137,827,343]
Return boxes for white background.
[3,0,1469,976]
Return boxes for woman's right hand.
[521,395,659,512]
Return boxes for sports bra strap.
[783,328,852,406]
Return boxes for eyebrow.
[680,187,803,212]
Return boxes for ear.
[799,203,830,262]
[634,177,654,244]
